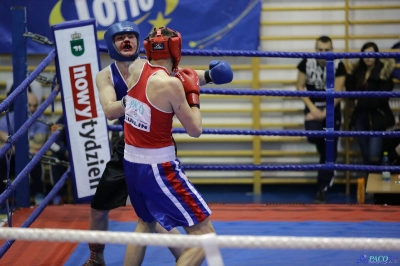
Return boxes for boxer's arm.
[96,68,124,120]
[195,70,207,86]
[168,78,202,138]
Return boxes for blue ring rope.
[99,47,400,59]
[0,49,56,114]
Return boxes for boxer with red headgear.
[122,27,220,266]
[143,27,182,72]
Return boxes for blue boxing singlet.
[109,62,128,127]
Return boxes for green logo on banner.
[70,32,84,56]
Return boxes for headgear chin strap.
[143,27,182,72]
[104,21,140,62]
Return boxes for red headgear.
[143,27,182,72]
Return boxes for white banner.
[52,19,111,202]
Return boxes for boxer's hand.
[204,60,233,84]
[175,68,200,108]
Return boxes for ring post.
[11,6,30,208]
[325,52,335,167]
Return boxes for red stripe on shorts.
[161,161,206,222]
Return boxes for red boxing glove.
[175,68,200,108]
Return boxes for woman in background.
[347,42,396,166]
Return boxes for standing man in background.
[296,36,346,204]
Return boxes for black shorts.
[90,136,127,210]
[90,135,178,210]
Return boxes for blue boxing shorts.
[123,144,212,231]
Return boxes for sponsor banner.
[1,0,261,54]
[52,19,110,202]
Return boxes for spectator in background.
[346,42,395,170]
[296,35,347,204]
[391,40,400,80]
[48,115,69,205]
[383,118,400,167]
[7,80,43,112]
[0,92,49,205]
